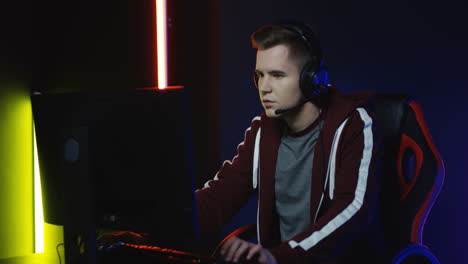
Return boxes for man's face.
[255,44,302,118]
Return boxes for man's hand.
[220,236,277,264]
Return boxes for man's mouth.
[262,100,275,107]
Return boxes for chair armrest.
[212,224,257,257]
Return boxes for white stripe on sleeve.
[200,116,261,190]
[329,118,348,200]
[253,128,261,189]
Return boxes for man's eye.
[273,74,284,78]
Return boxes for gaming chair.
[375,94,444,263]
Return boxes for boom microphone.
[275,100,308,115]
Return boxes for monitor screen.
[32,89,199,245]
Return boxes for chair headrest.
[374,94,413,146]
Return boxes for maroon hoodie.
[195,87,383,263]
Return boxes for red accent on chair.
[407,102,445,244]
[397,134,423,202]
[408,102,444,169]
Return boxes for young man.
[195,22,383,264]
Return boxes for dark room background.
[1,0,467,263]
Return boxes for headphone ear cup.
[300,61,318,99]
[315,66,329,87]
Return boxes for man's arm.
[195,116,262,233]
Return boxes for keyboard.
[99,242,259,264]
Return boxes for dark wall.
[32,0,220,188]
[218,0,468,263]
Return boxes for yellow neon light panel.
[34,124,44,253]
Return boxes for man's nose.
[258,77,272,93]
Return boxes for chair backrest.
[374,94,445,254]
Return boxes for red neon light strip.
[137,86,184,91]
[156,0,167,89]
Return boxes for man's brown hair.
[250,23,322,70]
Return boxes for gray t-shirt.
[275,120,323,241]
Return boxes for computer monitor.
[32,89,199,263]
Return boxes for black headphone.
[253,21,329,100]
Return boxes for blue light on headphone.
[315,61,329,86]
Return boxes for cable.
[56,243,65,264]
